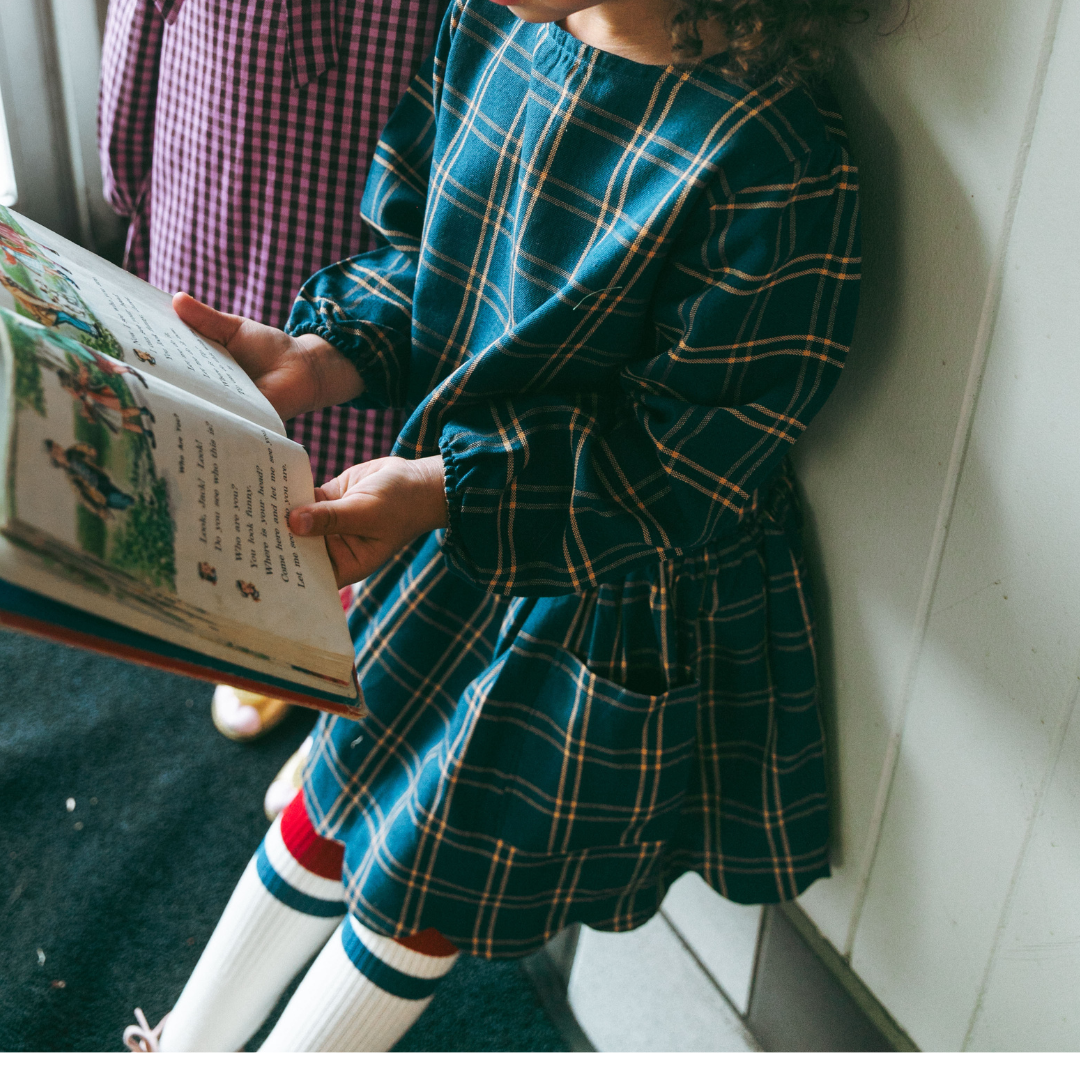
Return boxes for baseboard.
[520,927,595,1053]
[744,905,919,1052]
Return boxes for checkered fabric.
[290,0,861,958]
[98,0,440,482]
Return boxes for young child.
[123,0,861,1051]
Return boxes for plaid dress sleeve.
[438,145,858,595]
[98,0,166,222]
[284,52,441,408]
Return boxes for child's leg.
[158,794,347,1052]
[258,918,458,1051]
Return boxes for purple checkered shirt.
[98,0,443,483]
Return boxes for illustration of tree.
[7,318,47,416]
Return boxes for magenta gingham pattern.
[98,0,440,482]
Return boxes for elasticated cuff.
[437,431,491,590]
[286,321,399,410]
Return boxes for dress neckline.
[533,18,678,81]
[530,16,736,89]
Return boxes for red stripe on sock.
[395,928,458,957]
[280,793,452,952]
[280,792,344,880]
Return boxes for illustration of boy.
[45,440,135,520]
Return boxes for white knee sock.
[159,815,346,1052]
[259,915,458,1052]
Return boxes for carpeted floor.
[0,631,567,1052]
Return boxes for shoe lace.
[123,1007,168,1052]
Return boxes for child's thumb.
[172,292,244,348]
[288,496,373,538]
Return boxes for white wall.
[0,83,16,206]
[0,0,123,250]
[793,0,1080,1050]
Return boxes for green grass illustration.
[76,504,107,559]
[8,318,47,416]
[108,476,177,591]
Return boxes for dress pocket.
[452,641,700,855]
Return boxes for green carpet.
[0,632,567,1052]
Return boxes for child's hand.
[288,455,449,587]
[172,292,363,421]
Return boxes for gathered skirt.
[302,462,829,958]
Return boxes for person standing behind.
[98,0,443,750]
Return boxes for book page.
[0,309,353,686]
[0,206,285,435]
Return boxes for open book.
[0,206,363,717]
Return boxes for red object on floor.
[280,792,345,881]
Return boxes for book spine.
[0,607,365,719]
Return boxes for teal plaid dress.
[286,0,861,958]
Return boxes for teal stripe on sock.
[255,844,347,918]
[340,917,443,1001]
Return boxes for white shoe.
[263,735,313,820]
[211,686,292,742]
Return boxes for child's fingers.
[316,459,392,503]
[325,534,391,587]
[288,493,379,538]
[172,292,245,348]
[315,476,346,502]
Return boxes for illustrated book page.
[0,206,284,434]
[0,306,361,714]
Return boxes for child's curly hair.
[670,0,871,82]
